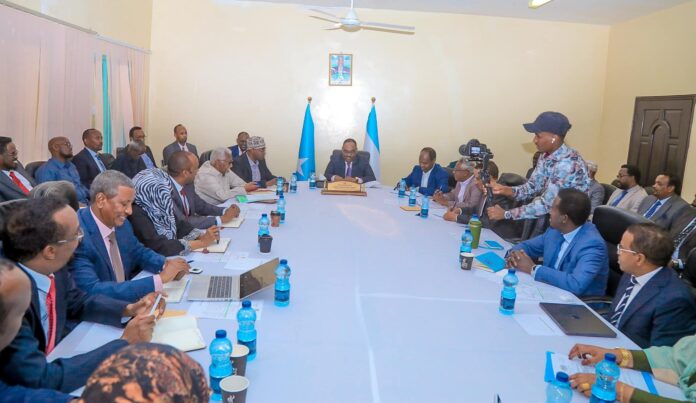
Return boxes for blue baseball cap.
[523,111,572,137]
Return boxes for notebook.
[163,276,190,303]
[400,205,421,212]
[221,212,245,228]
[193,238,231,253]
[151,315,207,352]
[473,251,506,272]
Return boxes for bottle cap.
[261,213,268,217]
[215,329,227,338]
[280,259,288,264]
[472,214,479,220]
[242,300,251,308]
[508,269,516,274]
[555,371,569,383]
[605,353,617,362]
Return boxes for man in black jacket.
[232,136,277,188]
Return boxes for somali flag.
[295,100,315,180]
[363,103,380,181]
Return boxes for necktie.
[180,189,190,216]
[611,190,629,207]
[609,276,637,326]
[141,153,154,169]
[94,154,107,172]
[45,274,57,354]
[643,200,663,218]
[107,232,125,282]
[553,237,568,270]
[9,171,30,195]
[346,162,352,177]
[673,217,696,255]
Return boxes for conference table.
[50,183,685,402]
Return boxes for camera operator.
[487,111,591,221]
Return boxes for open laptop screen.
[239,258,279,299]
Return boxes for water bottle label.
[240,339,257,356]
[275,289,290,303]
[210,375,224,393]
[420,208,428,218]
[500,296,515,311]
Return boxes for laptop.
[187,258,279,301]
[539,302,617,338]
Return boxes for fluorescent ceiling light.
[529,0,554,9]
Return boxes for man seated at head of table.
[0,198,160,393]
[231,136,277,188]
[167,151,240,230]
[505,188,609,297]
[35,136,90,204]
[432,157,482,211]
[195,147,258,205]
[0,258,74,402]
[604,223,696,348]
[131,167,220,257]
[401,147,449,196]
[69,170,190,302]
[324,138,376,184]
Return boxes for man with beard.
[72,128,107,189]
[0,136,36,202]
[35,136,90,204]
[606,164,648,214]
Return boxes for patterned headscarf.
[133,168,177,239]
[79,343,210,402]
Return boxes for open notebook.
[151,315,206,352]
[163,276,190,303]
[193,237,231,253]
[221,212,245,228]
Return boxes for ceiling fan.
[310,0,415,33]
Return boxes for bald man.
[35,136,90,203]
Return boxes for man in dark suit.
[129,126,157,169]
[506,188,609,297]
[637,172,691,232]
[70,170,189,302]
[168,151,240,229]
[0,136,36,202]
[0,198,159,392]
[229,131,249,159]
[324,138,376,183]
[162,124,198,165]
[72,128,107,190]
[605,223,696,348]
[402,147,449,196]
[232,136,277,188]
[669,208,696,272]
[112,141,147,178]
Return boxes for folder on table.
[151,315,206,352]
[473,251,506,272]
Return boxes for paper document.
[221,211,246,228]
[163,277,190,303]
[188,300,264,321]
[193,238,231,253]
[514,314,564,336]
[74,323,123,353]
[151,315,206,352]
[224,253,268,271]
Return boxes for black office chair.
[0,199,27,238]
[99,153,115,169]
[498,173,526,187]
[116,147,125,157]
[25,161,45,181]
[601,183,616,205]
[199,150,213,167]
[681,248,696,294]
[330,149,370,163]
[644,186,655,196]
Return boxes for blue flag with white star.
[295,101,315,180]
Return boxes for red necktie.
[9,171,30,195]
[45,274,57,354]
[180,189,189,216]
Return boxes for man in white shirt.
[606,164,647,213]
[0,136,35,202]
[195,147,258,204]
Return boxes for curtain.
[0,4,149,163]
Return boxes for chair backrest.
[644,186,655,196]
[519,214,550,242]
[499,173,526,187]
[25,161,45,181]
[116,147,125,157]
[99,153,115,169]
[684,248,696,291]
[199,150,213,167]
[330,149,371,163]
[592,205,653,296]
[0,199,28,238]
[601,183,616,205]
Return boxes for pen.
[186,260,194,264]
[148,294,163,318]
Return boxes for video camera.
[459,139,494,204]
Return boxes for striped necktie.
[673,217,696,256]
[609,276,637,326]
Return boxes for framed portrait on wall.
[329,53,352,86]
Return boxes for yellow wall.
[600,0,696,200]
[8,0,152,49]
[148,0,609,184]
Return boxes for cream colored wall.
[599,1,696,200]
[8,0,152,49]
[148,0,609,184]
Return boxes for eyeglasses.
[56,228,84,245]
[616,244,638,255]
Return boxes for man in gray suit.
[162,124,198,165]
[324,138,375,183]
[637,172,691,232]
[669,208,696,272]
[0,137,36,202]
[433,157,482,211]
[166,151,238,229]
[606,164,647,213]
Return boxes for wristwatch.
[504,210,512,220]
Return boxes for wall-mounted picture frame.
[329,53,353,86]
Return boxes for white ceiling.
[241,0,692,25]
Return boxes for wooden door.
[627,95,695,191]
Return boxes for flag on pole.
[363,97,381,181]
[296,97,315,180]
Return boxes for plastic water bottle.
[420,195,429,218]
[546,371,572,403]
[309,172,317,189]
[258,213,270,240]
[398,179,406,198]
[237,300,257,361]
[208,329,233,401]
[499,269,519,315]
[276,176,285,195]
[274,259,291,307]
[290,173,298,193]
[277,194,286,223]
[590,354,620,402]
[459,228,473,262]
[408,187,417,206]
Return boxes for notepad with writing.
[473,251,506,272]
[193,238,231,253]
[151,315,206,352]
[221,212,245,228]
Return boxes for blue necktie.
[141,153,155,169]
[610,190,628,207]
[610,276,637,326]
[643,200,663,218]
[94,154,107,172]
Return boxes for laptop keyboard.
[207,276,234,299]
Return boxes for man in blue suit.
[605,223,696,348]
[506,188,609,297]
[402,147,449,196]
[0,198,159,393]
[70,170,190,302]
